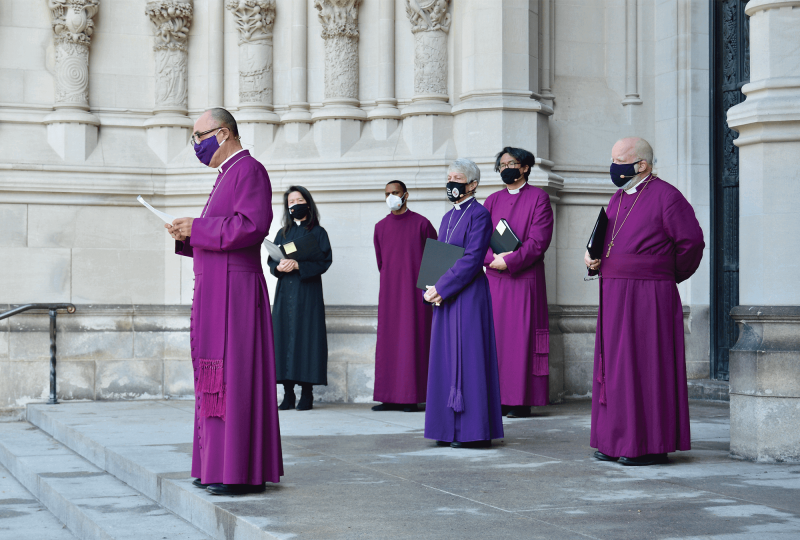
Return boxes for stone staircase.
[0,402,284,540]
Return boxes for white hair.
[447,158,481,186]
[633,138,654,169]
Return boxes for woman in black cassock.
[268,186,332,411]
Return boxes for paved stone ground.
[2,399,800,539]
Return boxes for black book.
[490,219,522,254]
[281,233,325,262]
[586,208,608,260]
[416,238,465,291]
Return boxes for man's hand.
[585,250,601,271]
[170,218,194,241]
[276,259,299,273]
[489,251,512,271]
[424,285,443,305]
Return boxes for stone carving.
[146,1,193,112]
[314,0,361,101]
[48,0,99,107]
[405,0,450,96]
[226,0,276,106]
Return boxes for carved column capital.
[315,0,361,39]
[48,0,99,110]
[49,0,100,44]
[405,0,450,33]
[226,0,275,44]
[146,1,193,52]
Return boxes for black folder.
[416,238,465,291]
[490,219,522,254]
[281,233,325,262]
[586,208,608,260]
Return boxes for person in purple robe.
[585,137,704,466]
[372,181,438,412]
[483,147,553,418]
[167,108,283,495]
[423,158,504,448]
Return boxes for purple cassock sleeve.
[663,190,705,283]
[435,209,493,301]
[374,225,382,271]
[175,239,193,258]
[482,197,496,268]
[504,191,554,275]
[188,164,273,252]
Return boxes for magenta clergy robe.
[425,199,504,443]
[176,150,283,484]
[590,176,704,458]
[373,209,438,404]
[483,183,553,407]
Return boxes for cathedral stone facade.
[1,0,797,460]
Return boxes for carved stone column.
[368,0,401,141]
[226,0,279,154]
[312,0,366,158]
[143,0,194,163]
[621,0,642,106]
[403,0,451,117]
[44,0,101,162]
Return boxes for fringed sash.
[532,329,549,376]
[447,292,465,413]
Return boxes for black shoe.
[593,450,619,462]
[501,405,511,416]
[619,453,668,466]
[435,440,451,447]
[451,440,491,449]
[206,483,266,496]
[506,406,531,418]
[192,478,211,489]
[296,386,313,411]
[371,403,400,411]
[402,404,420,412]
[278,390,296,410]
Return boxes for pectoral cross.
[606,241,614,257]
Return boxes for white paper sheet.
[137,195,176,224]
[263,239,285,261]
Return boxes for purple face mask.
[194,130,220,166]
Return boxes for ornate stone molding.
[48,0,99,110]
[226,0,276,110]
[403,0,451,117]
[313,0,366,120]
[146,1,193,114]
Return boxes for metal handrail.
[0,304,76,405]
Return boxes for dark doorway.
[709,0,749,381]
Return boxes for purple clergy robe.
[373,210,438,404]
[590,176,704,458]
[483,183,554,407]
[424,199,504,443]
[176,150,283,484]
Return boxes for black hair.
[209,107,240,140]
[282,185,320,236]
[494,147,536,179]
[385,180,407,193]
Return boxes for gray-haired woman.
[422,158,505,448]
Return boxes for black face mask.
[446,181,472,203]
[609,161,642,187]
[289,203,309,221]
[500,167,522,185]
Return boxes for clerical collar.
[294,219,303,226]
[507,183,527,195]
[453,196,474,210]
[218,148,247,173]
[625,174,652,195]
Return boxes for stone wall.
[0,0,713,412]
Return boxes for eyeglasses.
[190,127,222,146]
[498,161,520,171]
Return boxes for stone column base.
[730,306,800,462]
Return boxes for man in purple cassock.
[423,159,504,448]
[168,108,283,495]
[585,137,704,466]
[484,147,553,418]
[372,181,438,412]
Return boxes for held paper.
[262,239,285,261]
[137,196,176,224]
[496,220,507,235]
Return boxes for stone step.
[0,461,78,540]
[688,378,730,402]
[26,402,284,540]
[0,421,211,540]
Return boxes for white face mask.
[386,194,405,211]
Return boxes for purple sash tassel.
[447,386,464,413]
[198,358,226,418]
[532,330,550,376]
